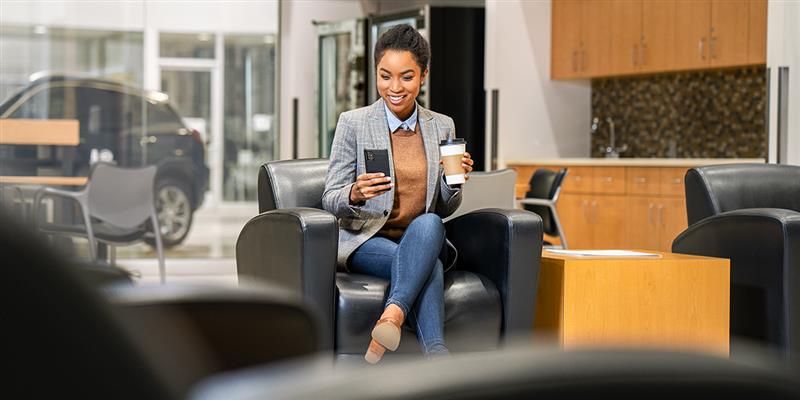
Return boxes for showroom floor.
[115,202,258,285]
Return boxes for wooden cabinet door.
[674,0,711,70]
[593,167,626,194]
[658,196,688,251]
[552,0,583,79]
[659,167,688,197]
[641,0,676,72]
[590,195,627,249]
[580,0,612,77]
[626,196,662,251]
[558,193,593,249]
[710,0,749,67]
[747,0,767,64]
[610,0,642,75]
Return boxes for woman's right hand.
[350,173,393,204]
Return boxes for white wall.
[484,0,590,167]
[279,0,373,159]
[767,0,800,165]
[0,0,278,33]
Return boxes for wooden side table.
[534,250,730,355]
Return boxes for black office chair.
[236,158,544,359]
[672,164,800,362]
[3,209,321,399]
[518,168,569,248]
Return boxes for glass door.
[317,19,366,157]
[368,9,428,107]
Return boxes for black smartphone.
[364,149,391,178]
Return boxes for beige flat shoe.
[364,339,386,364]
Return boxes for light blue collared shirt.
[384,102,418,133]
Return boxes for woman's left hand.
[462,152,474,181]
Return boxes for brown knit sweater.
[378,124,428,240]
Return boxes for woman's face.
[376,49,427,120]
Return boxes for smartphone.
[364,149,391,178]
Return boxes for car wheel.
[148,178,193,247]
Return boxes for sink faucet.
[592,116,628,158]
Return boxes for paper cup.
[439,138,467,185]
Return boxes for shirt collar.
[384,101,418,133]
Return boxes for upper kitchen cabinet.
[610,0,676,75]
[552,0,766,79]
[641,0,676,73]
[674,0,711,70]
[610,0,642,76]
[748,0,767,64]
[551,0,611,79]
[710,0,750,67]
[552,0,583,79]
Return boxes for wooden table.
[534,250,730,356]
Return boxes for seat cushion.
[335,270,502,355]
[40,220,146,243]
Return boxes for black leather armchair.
[236,159,544,357]
[672,164,800,361]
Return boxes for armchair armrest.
[235,207,338,350]
[672,208,800,357]
[445,208,543,340]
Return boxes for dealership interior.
[2,0,800,398]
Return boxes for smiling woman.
[322,24,475,364]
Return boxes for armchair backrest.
[685,164,800,225]
[524,168,568,236]
[258,159,329,213]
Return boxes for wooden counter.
[508,158,765,251]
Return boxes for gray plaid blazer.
[322,99,463,268]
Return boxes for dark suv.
[0,75,208,246]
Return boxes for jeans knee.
[410,213,445,240]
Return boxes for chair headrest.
[258,159,329,213]
[685,163,800,225]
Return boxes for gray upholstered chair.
[673,163,800,361]
[236,158,543,359]
[32,162,166,282]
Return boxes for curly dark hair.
[374,24,430,73]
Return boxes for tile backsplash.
[590,67,767,158]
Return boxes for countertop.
[505,158,766,167]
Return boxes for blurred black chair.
[32,162,167,282]
[672,164,800,361]
[518,168,569,248]
[236,159,544,359]
[3,210,320,399]
[193,348,800,400]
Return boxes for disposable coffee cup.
[439,138,467,185]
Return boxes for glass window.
[9,85,76,120]
[146,101,184,133]
[160,32,215,58]
[222,34,276,201]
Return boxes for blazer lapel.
[418,105,439,212]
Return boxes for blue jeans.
[348,213,449,357]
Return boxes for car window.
[146,101,184,134]
[75,87,126,135]
[9,85,77,119]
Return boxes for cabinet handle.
[658,204,665,227]
[648,203,655,226]
[699,37,706,60]
[574,175,582,182]
[641,41,647,66]
[581,46,587,71]
[632,44,638,67]
[572,50,578,72]
[672,178,681,184]
[582,200,590,222]
[602,176,613,183]
[635,177,647,183]
[710,36,717,60]
[591,200,598,224]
